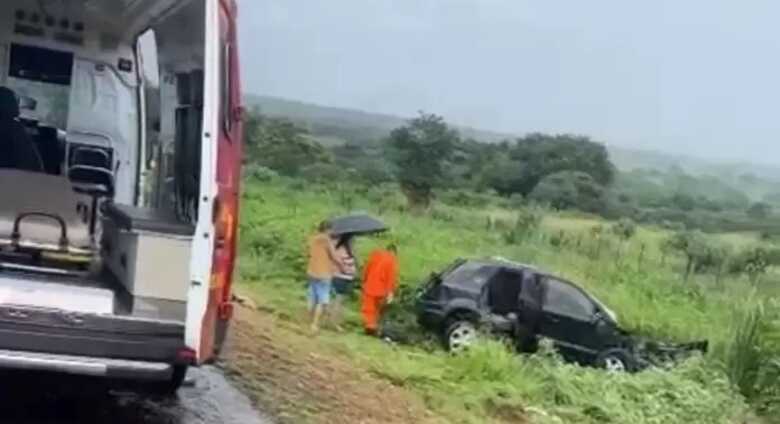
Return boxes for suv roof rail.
[488,256,537,269]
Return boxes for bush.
[366,186,407,214]
[529,171,607,213]
[244,164,279,182]
[612,218,637,241]
[439,190,496,208]
[728,245,778,284]
[747,202,772,219]
[299,163,347,183]
[508,193,526,208]
[503,207,543,244]
[352,160,396,186]
[430,205,455,222]
[661,220,687,232]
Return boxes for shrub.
[612,218,637,241]
[366,186,407,214]
[728,245,780,284]
[299,163,347,183]
[430,205,455,222]
[747,202,772,219]
[516,207,543,233]
[508,193,526,208]
[245,164,279,182]
[529,171,607,213]
[503,207,543,244]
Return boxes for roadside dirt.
[220,302,440,424]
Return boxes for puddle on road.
[0,366,271,424]
[126,366,272,424]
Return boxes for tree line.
[242,108,778,233]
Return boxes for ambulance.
[0,0,242,393]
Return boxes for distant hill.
[244,94,780,193]
[606,146,780,179]
[244,94,510,144]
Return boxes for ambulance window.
[9,44,73,85]
[6,44,73,129]
[220,41,232,135]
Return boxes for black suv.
[416,258,707,371]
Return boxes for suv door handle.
[547,316,560,323]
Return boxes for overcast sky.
[237,0,780,164]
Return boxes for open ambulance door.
[185,0,242,364]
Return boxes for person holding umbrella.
[330,234,357,330]
[326,213,388,332]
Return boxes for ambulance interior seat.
[0,87,45,173]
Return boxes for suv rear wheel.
[445,320,478,353]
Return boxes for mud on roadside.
[219,303,439,424]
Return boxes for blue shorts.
[308,278,332,306]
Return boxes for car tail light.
[213,198,235,249]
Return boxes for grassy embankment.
[230,178,777,424]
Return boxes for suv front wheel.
[595,348,636,372]
[445,320,478,353]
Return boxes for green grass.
[237,178,779,423]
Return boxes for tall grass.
[350,337,748,424]
[721,297,780,417]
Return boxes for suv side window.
[542,278,595,321]
[446,262,495,287]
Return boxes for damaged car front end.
[632,339,710,370]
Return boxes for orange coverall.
[361,249,399,332]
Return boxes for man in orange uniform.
[361,244,399,336]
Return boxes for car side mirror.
[591,311,604,325]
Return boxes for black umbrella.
[329,213,387,236]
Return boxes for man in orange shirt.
[361,244,399,336]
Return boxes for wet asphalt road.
[0,366,272,424]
